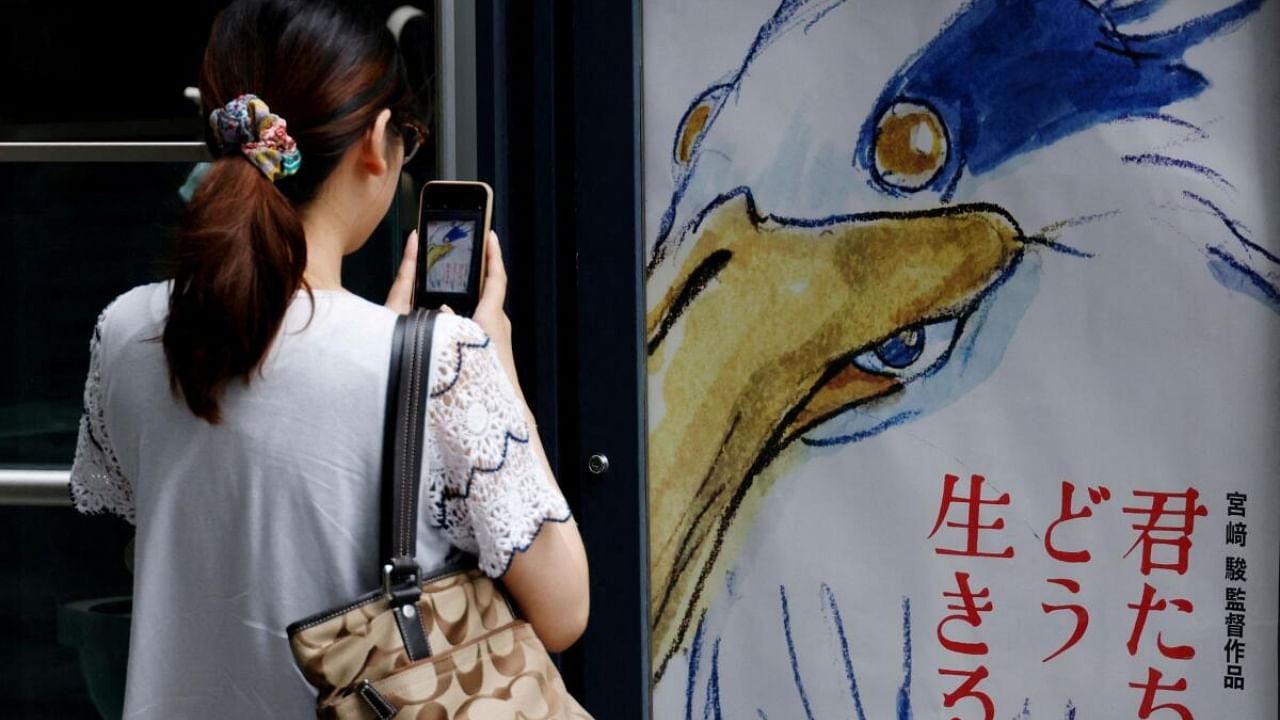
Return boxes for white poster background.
[641,1,1280,718]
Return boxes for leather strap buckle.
[382,562,421,604]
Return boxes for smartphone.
[414,180,493,316]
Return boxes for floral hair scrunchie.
[208,93,301,182]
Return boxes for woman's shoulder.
[94,281,171,347]
[426,313,493,383]
[103,281,168,316]
[432,312,488,346]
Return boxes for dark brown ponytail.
[164,0,417,423]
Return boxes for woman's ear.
[359,108,395,177]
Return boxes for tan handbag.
[286,310,592,719]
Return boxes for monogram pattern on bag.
[322,623,592,720]
[289,570,520,706]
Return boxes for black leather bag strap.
[379,315,408,566]
[379,308,438,604]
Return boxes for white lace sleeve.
[69,307,135,524]
[424,317,571,577]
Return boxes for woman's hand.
[472,231,520,392]
[384,230,418,314]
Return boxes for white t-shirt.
[69,282,571,718]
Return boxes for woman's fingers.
[385,230,418,314]
[475,231,507,318]
[471,231,517,384]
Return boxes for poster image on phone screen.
[424,220,476,293]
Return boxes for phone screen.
[414,181,492,315]
[423,219,477,293]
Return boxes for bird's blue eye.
[852,318,962,379]
[873,327,925,368]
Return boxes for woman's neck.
[300,206,350,290]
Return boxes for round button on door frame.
[587,454,610,475]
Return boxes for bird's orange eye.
[872,101,949,191]
[677,102,713,166]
